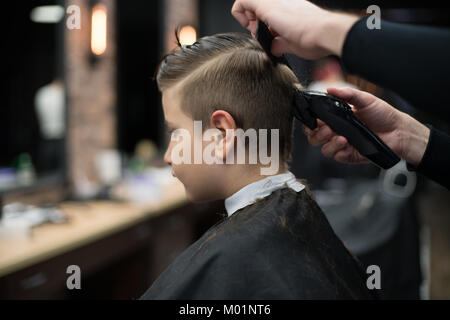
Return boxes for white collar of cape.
[224,171,305,217]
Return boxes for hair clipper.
[256,20,400,169]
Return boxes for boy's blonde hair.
[155,32,300,161]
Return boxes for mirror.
[0,0,66,192]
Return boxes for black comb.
[255,20,287,65]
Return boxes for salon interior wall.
[163,0,199,52]
[65,0,200,190]
[65,0,116,191]
[158,0,199,149]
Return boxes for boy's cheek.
[173,165,217,202]
[172,166,193,198]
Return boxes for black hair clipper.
[256,20,400,169]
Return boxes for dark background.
[1,0,65,178]
[116,0,164,155]
[1,0,449,189]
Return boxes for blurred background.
[0,0,449,299]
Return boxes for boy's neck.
[222,164,289,200]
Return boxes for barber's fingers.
[326,87,376,110]
[311,126,334,146]
[303,122,333,146]
[231,0,260,32]
[245,9,256,21]
[335,145,369,164]
[321,136,348,158]
[302,119,326,135]
[245,10,259,36]
[334,145,355,163]
[302,120,369,164]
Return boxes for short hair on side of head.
[155,32,300,162]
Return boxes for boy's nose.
[164,147,172,165]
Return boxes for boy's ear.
[210,110,237,162]
[210,110,237,131]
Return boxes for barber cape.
[140,173,374,299]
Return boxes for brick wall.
[164,0,199,52]
[65,0,116,191]
[65,0,198,192]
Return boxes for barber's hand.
[303,87,431,167]
[231,0,358,59]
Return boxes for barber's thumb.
[326,87,370,110]
[326,87,353,100]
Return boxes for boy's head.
[156,32,300,202]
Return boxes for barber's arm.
[231,0,357,59]
[232,0,450,121]
[341,16,450,122]
[303,87,450,190]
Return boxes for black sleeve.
[406,126,450,190]
[341,16,450,122]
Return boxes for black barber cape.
[140,188,374,299]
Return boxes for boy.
[140,33,373,299]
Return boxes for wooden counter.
[0,179,215,299]
[0,180,187,279]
